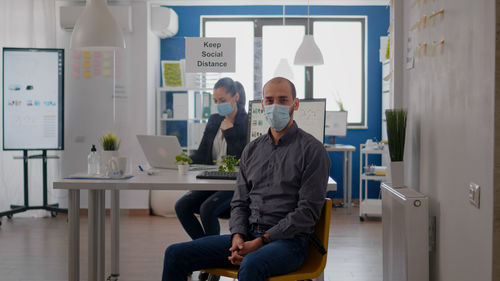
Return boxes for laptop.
[137,134,217,171]
[137,135,182,169]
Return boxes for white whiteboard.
[325,111,348,136]
[2,48,64,150]
[248,99,326,143]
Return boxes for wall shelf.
[156,88,212,153]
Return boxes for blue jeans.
[162,232,309,281]
[175,190,234,240]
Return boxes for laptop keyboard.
[196,171,238,180]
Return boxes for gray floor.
[0,206,382,281]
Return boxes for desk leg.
[68,190,80,281]
[110,190,120,278]
[88,191,98,281]
[97,190,105,281]
[347,151,353,214]
[343,151,348,208]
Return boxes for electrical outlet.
[469,182,480,209]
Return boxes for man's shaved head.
[263,77,296,99]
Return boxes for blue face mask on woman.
[264,104,292,131]
[216,102,234,116]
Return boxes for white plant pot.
[178,164,188,175]
[390,161,404,187]
[102,150,119,175]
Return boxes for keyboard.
[196,171,238,180]
[189,164,218,171]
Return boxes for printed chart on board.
[248,99,326,143]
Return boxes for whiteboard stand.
[0,150,67,226]
[325,136,337,145]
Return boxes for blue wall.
[161,5,390,200]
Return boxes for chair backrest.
[308,198,332,270]
[204,198,333,281]
[267,198,333,281]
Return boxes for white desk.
[54,169,337,281]
[324,144,356,214]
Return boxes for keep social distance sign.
[185,37,235,73]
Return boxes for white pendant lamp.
[274,58,295,79]
[294,35,324,65]
[70,0,126,50]
[274,5,294,79]
[294,1,323,66]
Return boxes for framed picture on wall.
[161,60,185,88]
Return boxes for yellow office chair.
[203,198,332,281]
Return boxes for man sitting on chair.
[162,77,331,281]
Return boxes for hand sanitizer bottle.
[88,144,100,175]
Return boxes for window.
[203,17,366,126]
[204,21,254,108]
[313,20,364,124]
[262,25,305,99]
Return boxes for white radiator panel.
[381,183,429,281]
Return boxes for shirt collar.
[265,121,299,146]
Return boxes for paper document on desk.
[65,173,134,180]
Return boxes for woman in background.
[175,77,247,241]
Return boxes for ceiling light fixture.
[274,5,294,79]
[294,0,324,66]
[70,0,126,50]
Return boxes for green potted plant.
[99,132,122,174]
[385,109,407,187]
[175,152,192,175]
[333,91,346,112]
[336,98,346,112]
[217,155,240,172]
[99,132,121,151]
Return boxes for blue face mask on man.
[216,102,234,116]
[264,103,292,131]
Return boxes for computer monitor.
[2,47,64,150]
[325,111,348,144]
[248,99,326,143]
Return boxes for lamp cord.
[307,0,310,35]
[283,5,285,26]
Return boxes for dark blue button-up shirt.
[229,121,330,241]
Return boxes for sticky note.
[83,61,91,68]
[102,52,111,59]
[83,70,91,78]
[83,52,91,59]
[93,52,101,58]
[93,60,101,67]
[103,60,111,68]
[103,69,111,76]
[72,51,80,59]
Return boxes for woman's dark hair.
[234,81,246,108]
[214,77,246,109]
